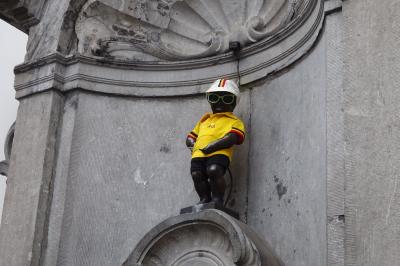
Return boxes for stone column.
[0,91,63,266]
[343,0,400,265]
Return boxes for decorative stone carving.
[14,0,324,98]
[76,0,309,61]
[0,122,15,177]
[0,0,48,33]
[123,209,283,266]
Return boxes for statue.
[186,79,245,206]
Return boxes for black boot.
[211,195,224,206]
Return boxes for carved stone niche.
[14,0,323,98]
[0,122,15,177]
[76,0,310,61]
[123,209,283,266]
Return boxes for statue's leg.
[191,171,211,204]
[206,164,226,206]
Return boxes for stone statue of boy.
[186,79,245,205]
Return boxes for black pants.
[190,154,230,175]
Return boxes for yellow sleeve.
[230,119,245,144]
[188,120,201,141]
[187,113,210,141]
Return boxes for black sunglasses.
[206,93,235,104]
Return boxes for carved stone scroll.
[123,209,283,266]
[76,0,309,61]
[0,123,15,177]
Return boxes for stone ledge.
[180,202,240,220]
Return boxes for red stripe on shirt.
[188,133,197,140]
[230,129,245,144]
[232,127,244,135]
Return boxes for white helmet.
[206,79,240,103]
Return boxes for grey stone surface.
[124,209,283,266]
[43,91,249,265]
[1,1,330,265]
[180,201,240,219]
[25,0,73,60]
[246,26,327,265]
[25,0,91,60]
[0,0,48,33]
[5,0,400,265]
[42,93,80,266]
[0,161,8,177]
[19,0,323,63]
[76,0,297,61]
[20,0,321,63]
[0,122,15,177]
[15,0,324,96]
[325,11,345,266]
[343,0,400,265]
[0,91,62,266]
[324,0,342,14]
[2,122,15,162]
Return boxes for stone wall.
[1,0,400,265]
[42,91,250,265]
[343,0,400,265]
[0,0,333,265]
[247,37,328,265]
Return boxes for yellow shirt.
[188,112,245,160]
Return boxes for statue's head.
[206,79,240,113]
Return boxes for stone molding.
[0,122,15,177]
[123,209,283,266]
[14,0,323,98]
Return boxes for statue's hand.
[186,136,195,150]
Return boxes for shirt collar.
[209,112,236,119]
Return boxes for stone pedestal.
[124,209,283,266]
